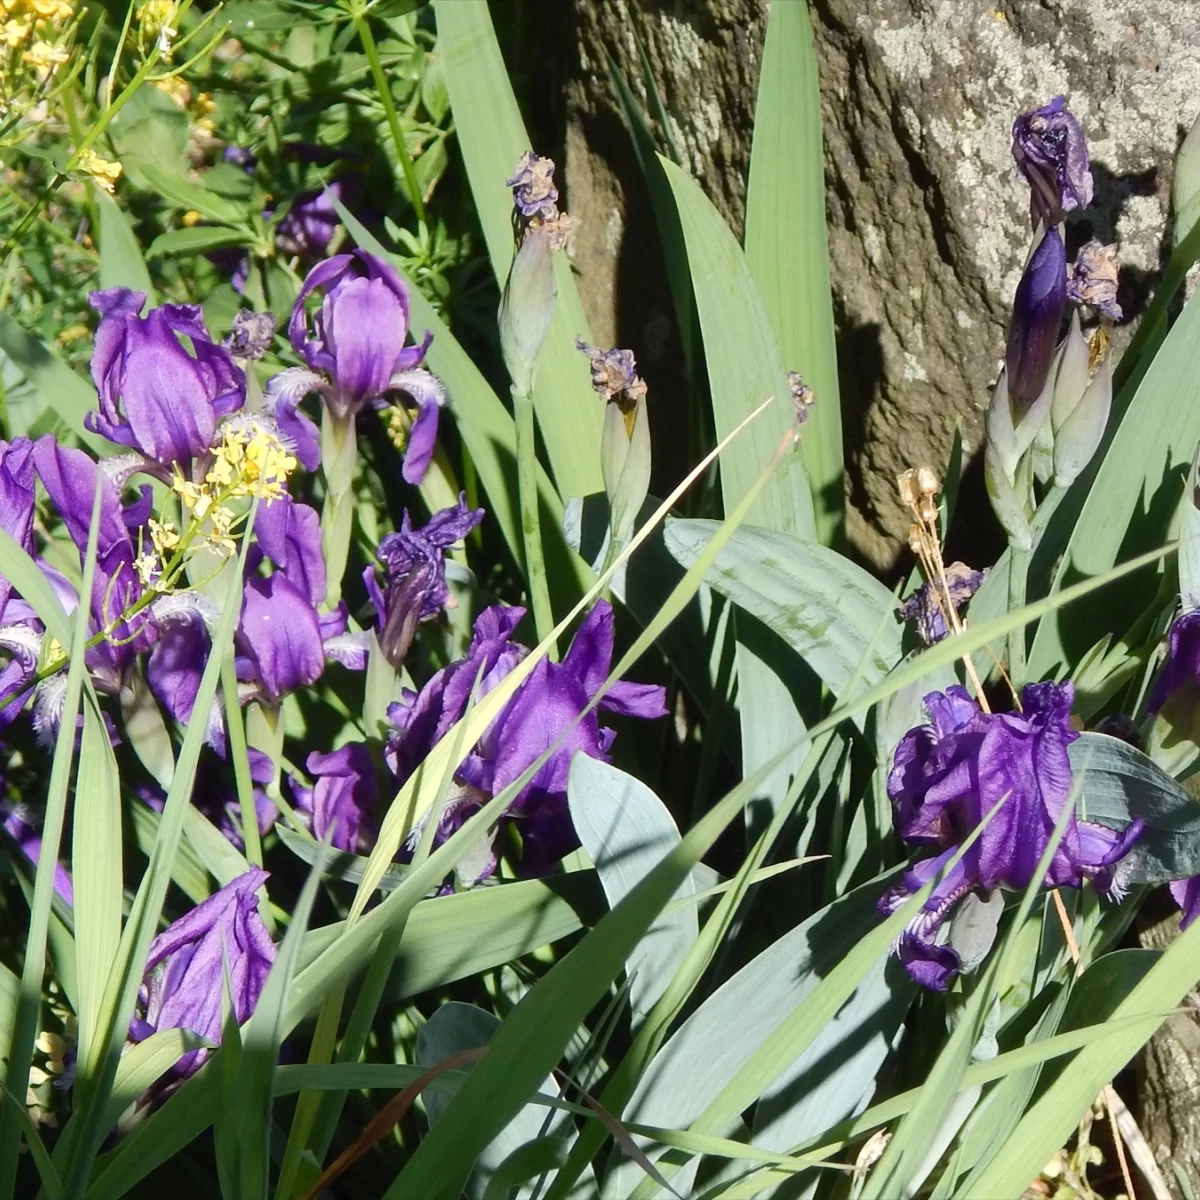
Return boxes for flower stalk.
[513,382,557,657]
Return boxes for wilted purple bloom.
[1011,96,1094,226]
[131,868,275,1084]
[223,145,256,171]
[900,563,986,645]
[1067,240,1122,322]
[1148,610,1200,714]
[272,249,444,483]
[224,310,276,360]
[276,181,349,259]
[882,682,1141,989]
[85,289,245,469]
[303,742,378,852]
[507,152,559,222]
[576,340,647,404]
[2,801,73,906]
[1006,226,1068,405]
[387,599,667,875]
[402,784,497,891]
[1171,876,1200,930]
[364,495,484,668]
[788,373,816,426]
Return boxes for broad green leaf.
[610,881,910,1200]
[0,314,108,455]
[1067,732,1200,882]
[146,225,253,259]
[664,519,902,711]
[567,757,697,1027]
[1174,111,1200,248]
[745,0,842,545]
[433,0,603,500]
[97,191,154,298]
[660,154,816,833]
[99,1029,208,1135]
[124,162,246,224]
[386,747,763,1199]
[660,158,813,538]
[1031,289,1200,676]
[416,1002,581,1200]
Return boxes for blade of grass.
[70,698,123,1114]
[745,0,843,545]
[0,473,102,1195]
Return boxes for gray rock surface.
[558,0,1200,567]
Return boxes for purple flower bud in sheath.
[882,682,1141,988]
[1012,96,1094,227]
[1006,226,1068,405]
[85,289,246,469]
[364,495,484,669]
[131,868,275,1085]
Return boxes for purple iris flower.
[84,289,245,470]
[364,495,485,669]
[881,682,1141,990]
[899,563,986,645]
[1011,96,1094,227]
[270,249,445,484]
[32,436,152,668]
[130,868,275,1086]
[1005,226,1067,405]
[302,742,378,853]
[2,801,74,906]
[1171,877,1200,930]
[1147,610,1200,715]
[0,437,35,612]
[275,180,351,259]
[387,599,667,876]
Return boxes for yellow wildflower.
[77,148,122,193]
[22,37,67,69]
[57,321,88,345]
[153,74,190,106]
[181,209,201,227]
[1,18,28,44]
[27,0,74,21]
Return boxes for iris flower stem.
[1008,543,1029,689]
[320,408,360,608]
[354,11,427,227]
[513,385,557,660]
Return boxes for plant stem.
[320,408,359,608]
[513,385,557,659]
[354,11,427,226]
[1008,544,1029,689]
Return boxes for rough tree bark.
[524,0,1200,1193]
[551,0,1199,569]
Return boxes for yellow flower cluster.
[0,0,77,135]
[77,148,123,193]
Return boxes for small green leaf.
[97,191,154,298]
[146,226,253,259]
